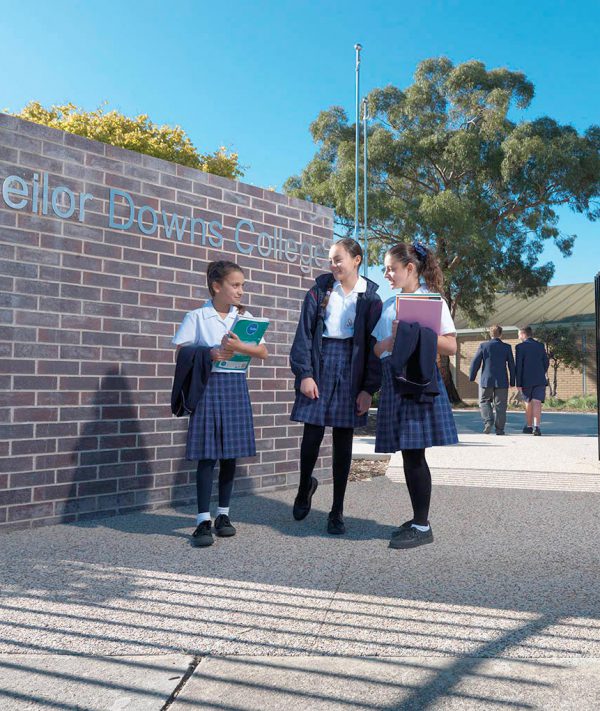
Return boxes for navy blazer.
[390,321,439,403]
[469,338,515,388]
[289,273,382,397]
[171,345,213,416]
[515,338,549,387]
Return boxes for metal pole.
[354,43,362,241]
[362,97,369,277]
[595,272,600,460]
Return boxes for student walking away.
[372,242,458,550]
[469,325,515,435]
[172,260,268,547]
[290,238,382,535]
[515,325,549,436]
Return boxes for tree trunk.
[552,364,558,398]
[439,354,463,405]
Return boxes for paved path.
[1,414,599,709]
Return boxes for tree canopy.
[285,57,600,324]
[535,323,585,397]
[12,102,244,180]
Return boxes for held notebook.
[395,294,443,334]
[213,316,270,373]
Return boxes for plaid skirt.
[186,372,256,460]
[290,338,367,429]
[375,358,458,452]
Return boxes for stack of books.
[395,292,443,334]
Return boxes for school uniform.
[372,286,458,452]
[290,273,383,428]
[172,301,261,460]
[515,338,549,402]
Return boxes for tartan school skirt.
[375,358,458,453]
[290,337,368,429]
[186,372,256,460]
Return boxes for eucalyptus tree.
[285,58,600,401]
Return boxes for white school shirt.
[371,285,456,359]
[323,276,367,339]
[172,301,264,373]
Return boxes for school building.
[453,283,597,401]
[0,113,334,531]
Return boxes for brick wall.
[456,329,597,402]
[0,114,334,531]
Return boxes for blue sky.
[1,0,598,293]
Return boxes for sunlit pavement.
[1,426,600,711]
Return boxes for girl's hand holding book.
[221,331,240,357]
[210,346,230,362]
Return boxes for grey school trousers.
[479,386,508,432]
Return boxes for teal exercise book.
[213,316,270,373]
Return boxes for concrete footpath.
[1,412,599,710]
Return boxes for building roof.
[454,282,596,332]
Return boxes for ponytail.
[386,241,444,293]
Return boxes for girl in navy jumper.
[290,238,382,534]
[372,242,458,549]
[172,260,268,548]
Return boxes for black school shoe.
[293,477,319,521]
[389,525,433,549]
[391,520,414,537]
[214,514,236,537]
[533,426,542,436]
[327,511,346,535]
[191,520,214,547]
[522,425,534,434]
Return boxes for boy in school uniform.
[515,325,549,436]
[469,325,515,435]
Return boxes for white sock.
[196,512,211,525]
[411,523,430,532]
[216,507,230,517]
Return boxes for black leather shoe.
[293,477,318,520]
[522,426,533,434]
[389,525,433,549]
[391,520,414,537]
[533,426,542,436]
[214,514,236,537]
[191,520,213,547]
[496,430,505,435]
[327,511,345,535]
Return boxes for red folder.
[395,296,443,334]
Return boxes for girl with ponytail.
[372,241,458,549]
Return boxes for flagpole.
[362,97,369,277]
[353,43,362,241]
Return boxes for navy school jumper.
[289,273,383,399]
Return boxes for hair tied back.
[412,241,428,261]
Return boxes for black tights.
[401,448,431,525]
[298,423,353,514]
[196,458,236,513]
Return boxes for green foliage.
[285,57,600,324]
[535,323,586,397]
[12,102,244,180]
[545,394,597,411]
